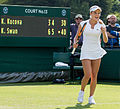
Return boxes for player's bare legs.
[90,59,101,96]
[81,59,91,91]
[78,59,91,103]
[88,58,101,104]
[78,59,101,104]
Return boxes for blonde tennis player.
[73,5,108,104]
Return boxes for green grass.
[0,81,120,109]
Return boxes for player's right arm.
[73,24,82,48]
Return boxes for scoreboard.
[0,5,70,47]
[1,16,67,37]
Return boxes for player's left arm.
[99,19,108,43]
[101,27,108,43]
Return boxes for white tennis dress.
[80,20,107,60]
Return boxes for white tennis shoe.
[78,90,84,103]
[88,96,96,104]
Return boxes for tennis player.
[73,5,108,104]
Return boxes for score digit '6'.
[48,28,55,36]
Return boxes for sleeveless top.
[80,20,107,60]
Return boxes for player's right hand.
[73,43,78,48]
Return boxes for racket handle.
[71,48,76,54]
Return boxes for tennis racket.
[71,22,87,54]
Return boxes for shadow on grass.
[0,81,71,87]
[56,103,92,109]
[0,82,53,87]
[66,103,92,109]
[97,80,120,86]
[66,80,120,86]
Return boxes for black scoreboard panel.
[0,15,68,37]
[0,5,70,47]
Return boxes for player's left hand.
[99,19,103,24]
[101,26,106,33]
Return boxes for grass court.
[0,81,120,109]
